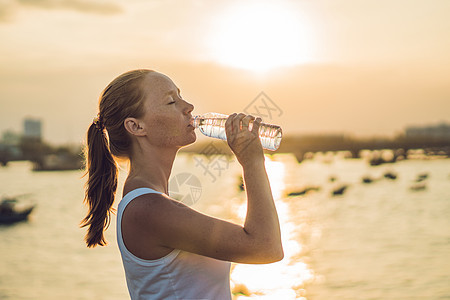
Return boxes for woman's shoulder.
[120,180,171,215]
[122,177,162,198]
[120,185,188,237]
[121,180,183,213]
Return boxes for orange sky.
[1,0,449,144]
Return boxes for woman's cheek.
[152,115,183,137]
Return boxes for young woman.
[82,69,283,299]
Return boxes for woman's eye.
[167,96,176,104]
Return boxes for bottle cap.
[190,116,200,128]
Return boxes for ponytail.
[81,69,151,248]
[81,122,118,247]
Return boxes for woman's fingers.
[241,115,255,131]
[225,113,237,135]
[251,117,262,134]
[234,113,246,131]
[225,113,261,143]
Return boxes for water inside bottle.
[191,114,282,151]
[193,115,228,141]
[258,123,282,151]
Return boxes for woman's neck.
[126,144,179,195]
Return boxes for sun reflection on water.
[231,156,314,299]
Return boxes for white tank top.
[117,188,232,300]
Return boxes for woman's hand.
[225,113,264,167]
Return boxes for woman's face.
[138,72,196,148]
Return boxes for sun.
[207,1,315,72]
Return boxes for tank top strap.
[121,187,164,207]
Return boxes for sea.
[1,152,449,300]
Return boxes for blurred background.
[1,0,449,299]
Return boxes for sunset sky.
[1,0,449,144]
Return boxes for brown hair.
[81,69,153,247]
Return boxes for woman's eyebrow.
[163,88,181,97]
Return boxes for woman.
[81,69,283,299]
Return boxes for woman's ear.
[124,117,146,137]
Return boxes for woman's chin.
[188,133,197,144]
[181,132,197,147]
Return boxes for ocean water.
[1,153,449,300]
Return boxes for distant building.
[405,122,450,139]
[2,130,21,145]
[23,118,42,140]
[0,130,22,162]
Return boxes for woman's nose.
[184,101,194,115]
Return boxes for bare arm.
[123,113,283,263]
[241,160,283,260]
[227,113,283,261]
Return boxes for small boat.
[383,172,397,180]
[415,173,429,182]
[287,186,321,197]
[410,183,426,191]
[33,153,83,171]
[332,185,348,196]
[362,176,375,184]
[0,197,35,224]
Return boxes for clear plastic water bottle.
[191,112,282,151]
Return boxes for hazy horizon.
[1,0,449,144]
